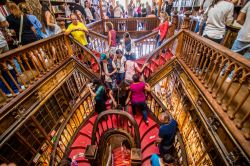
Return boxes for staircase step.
[141,127,159,150]
[142,144,160,163]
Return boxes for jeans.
[156,34,162,48]
[226,40,250,79]
[0,69,21,94]
[131,102,148,121]
[116,72,125,84]
[195,21,206,34]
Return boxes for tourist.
[231,0,250,59]
[126,74,151,125]
[6,2,38,45]
[75,10,86,24]
[84,0,96,24]
[73,0,87,20]
[114,1,123,18]
[147,10,157,18]
[0,12,9,53]
[157,113,177,156]
[164,0,174,16]
[41,1,61,37]
[106,22,117,56]
[100,53,117,90]
[152,2,158,17]
[105,85,118,109]
[137,4,142,17]
[65,14,89,47]
[124,56,148,83]
[154,12,170,47]
[127,0,135,18]
[225,0,250,82]
[146,2,152,15]
[88,79,107,114]
[202,0,234,44]
[113,49,126,84]
[150,153,175,166]
[117,80,129,111]
[18,2,45,39]
[141,3,147,17]
[0,12,24,97]
[109,5,114,18]
[122,32,135,60]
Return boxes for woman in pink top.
[107,22,117,55]
[126,74,151,125]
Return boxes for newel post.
[181,11,192,30]
[169,10,178,37]
[64,36,74,56]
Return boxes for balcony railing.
[0,32,100,109]
[103,17,160,34]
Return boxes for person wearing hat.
[156,113,178,156]
[100,53,117,90]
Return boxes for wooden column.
[158,0,163,16]
[181,10,191,30]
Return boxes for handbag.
[13,15,23,47]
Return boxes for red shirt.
[155,21,169,41]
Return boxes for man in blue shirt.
[157,113,178,155]
[150,153,175,166]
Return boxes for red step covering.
[113,146,131,166]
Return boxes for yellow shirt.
[66,22,88,46]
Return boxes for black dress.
[6,14,38,45]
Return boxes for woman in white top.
[202,0,234,43]
[113,49,126,84]
[125,56,148,83]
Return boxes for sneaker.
[6,93,13,97]
[20,85,26,90]
[145,120,149,125]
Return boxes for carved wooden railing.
[177,30,250,154]
[70,37,101,75]
[0,34,100,109]
[133,31,158,58]
[88,30,109,53]
[146,93,188,166]
[87,20,105,34]
[103,17,160,33]
[91,110,141,148]
[142,31,180,79]
[50,92,95,166]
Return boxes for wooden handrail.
[91,110,141,148]
[88,30,109,53]
[183,30,250,68]
[50,92,94,166]
[134,31,158,44]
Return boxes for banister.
[91,110,141,148]
[50,92,94,166]
[183,30,250,68]
[89,30,108,40]
[134,31,158,44]
[0,33,64,58]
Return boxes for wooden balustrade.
[87,30,109,53]
[103,18,160,33]
[50,93,94,166]
[178,30,250,146]
[133,31,158,58]
[142,32,180,79]
[0,34,100,108]
[91,110,141,148]
[87,20,105,34]
[146,93,188,166]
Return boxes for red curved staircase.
[68,109,161,166]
